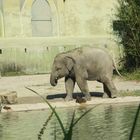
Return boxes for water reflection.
[0,124,3,139]
[1,112,19,122]
[0,103,139,140]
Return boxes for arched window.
[31,0,53,37]
[0,0,4,37]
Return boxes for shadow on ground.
[46,92,104,100]
[18,92,104,104]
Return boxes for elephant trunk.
[50,73,58,86]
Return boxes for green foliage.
[114,0,140,71]
[119,90,140,97]
[121,69,140,80]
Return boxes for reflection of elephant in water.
[50,47,119,101]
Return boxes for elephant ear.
[64,56,75,71]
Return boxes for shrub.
[114,0,140,71]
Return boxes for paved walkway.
[1,96,140,113]
[0,74,140,112]
[0,74,140,97]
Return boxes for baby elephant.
[50,47,119,101]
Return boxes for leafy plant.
[114,0,140,71]
[121,69,140,80]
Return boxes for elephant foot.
[111,92,117,98]
[103,94,117,99]
[111,95,117,98]
[84,94,91,101]
[65,95,73,101]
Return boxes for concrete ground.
[0,74,140,112]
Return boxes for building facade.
[0,0,122,74]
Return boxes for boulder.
[0,91,17,104]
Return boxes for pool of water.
[0,103,140,140]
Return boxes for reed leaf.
[129,103,140,140]
[25,86,101,140]
[64,110,76,140]
[64,105,100,140]
[38,110,54,140]
[73,104,99,127]
[25,86,66,136]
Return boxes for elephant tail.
[112,55,123,78]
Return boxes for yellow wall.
[0,0,122,74]
[1,0,118,37]
[63,0,117,36]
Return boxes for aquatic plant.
[25,87,98,140]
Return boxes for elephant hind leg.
[102,78,117,98]
[103,83,111,98]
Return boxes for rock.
[0,91,18,104]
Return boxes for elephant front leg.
[76,77,91,101]
[65,77,75,101]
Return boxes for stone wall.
[0,37,123,74]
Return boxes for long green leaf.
[129,103,140,140]
[64,104,100,139]
[73,104,99,127]
[54,121,57,140]
[64,110,76,140]
[38,110,54,140]
[25,86,66,136]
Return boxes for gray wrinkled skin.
[50,47,118,101]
